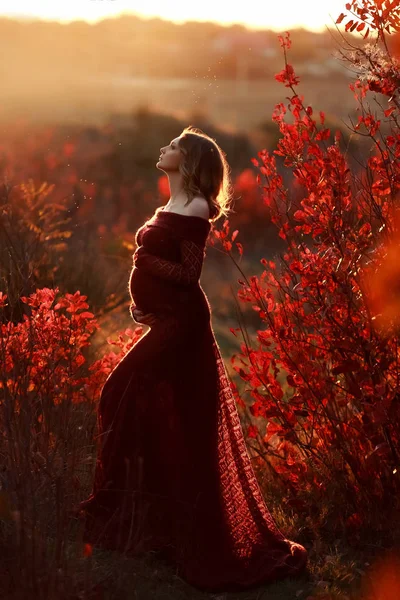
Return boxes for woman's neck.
[165,192,207,210]
[164,195,189,210]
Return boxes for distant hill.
[0,14,360,82]
[0,14,372,130]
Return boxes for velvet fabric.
[77,207,308,592]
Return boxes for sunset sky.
[0,0,350,32]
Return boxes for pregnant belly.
[129,266,183,315]
[129,266,211,326]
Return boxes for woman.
[77,126,308,592]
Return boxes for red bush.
[211,10,400,532]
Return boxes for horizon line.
[0,10,337,34]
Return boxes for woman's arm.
[133,239,205,285]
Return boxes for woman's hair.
[177,126,234,222]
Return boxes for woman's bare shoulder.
[186,197,210,219]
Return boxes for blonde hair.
[177,126,234,222]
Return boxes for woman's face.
[157,136,183,172]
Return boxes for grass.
[0,466,391,600]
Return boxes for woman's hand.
[133,245,146,267]
[131,306,158,327]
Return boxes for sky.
[0,0,350,32]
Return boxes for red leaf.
[79,311,95,319]
[289,395,306,406]
[247,424,259,439]
[238,368,250,381]
[263,422,281,443]
[359,223,372,236]
[264,407,283,418]
[83,543,93,557]
[223,240,232,252]
[286,374,296,387]
[336,13,346,24]
[236,242,243,257]
[384,106,396,117]
[294,210,307,221]
[316,128,331,141]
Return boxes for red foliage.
[0,288,144,410]
[211,20,400,527]
[83,543,93,558]
[337,0,400,38]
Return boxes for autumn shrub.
[0,178,136,331]
[212,2,400,541]
[0,287,144,598]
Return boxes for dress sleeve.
[133,238,205,285]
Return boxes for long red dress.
[78,206,308,592]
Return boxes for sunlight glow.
[0,0,349,31]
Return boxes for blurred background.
[0,0,381,378]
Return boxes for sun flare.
[1,0,349,32]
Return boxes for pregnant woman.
[77,126,308,592]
